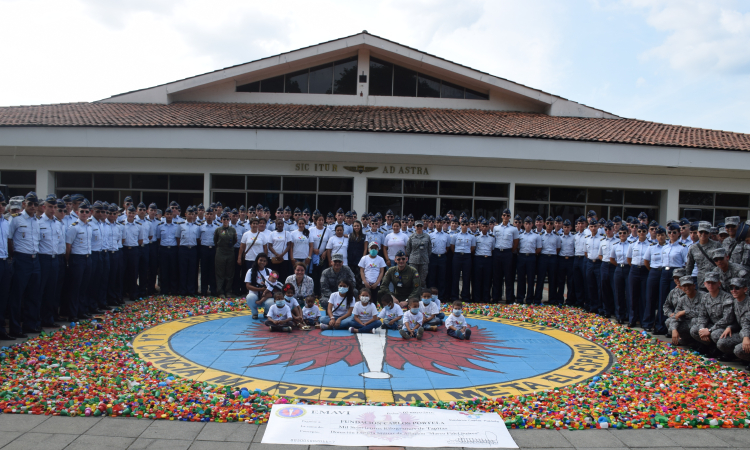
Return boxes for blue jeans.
[246,291,274,318]
[351,319,382,333]
[321,315,356,329]
[382,318,403,330]
[448,328,472,340]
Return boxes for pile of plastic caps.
[0,296,748,430]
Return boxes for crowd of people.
[1,190,749,370]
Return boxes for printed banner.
[263,404,517,448]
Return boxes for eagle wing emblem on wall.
[343,166,378,174]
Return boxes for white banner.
[263,404,517,448]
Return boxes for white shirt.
[419,301,439,317]
[327,292,352,318]
[290,230,312,260]
[326,235,349,264]
[402,310,424,330]
[352,301,378,322]
[309,226,330,255]
[302,305,321,320]
[244,266,271,287]
[384,231,409,260]
[358,255,386,284]
[241,230,266,261]
[445,313,468,330]
[269,230,292,260]
[377,304,403,322]
[267,304,292,322]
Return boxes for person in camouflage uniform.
[667,276,703,346]
[662,268,687,335]
[717,278,750,371]
[213,214,237,298]
[405,220,431,288]
[319,253,357,310]
[709,247,750,293]
[379,250,422,307]
[690,271,736,356]
[685,221,720,291]
[722,216,746,265]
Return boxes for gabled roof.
[1,102,748,152]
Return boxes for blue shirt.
[492,223,519,250]
[63,211,78,230]
[231,221,246,248]
[38,214,59,255]
[451,232,476,253]
[65,220,92,255]
[474,233,495,256]
[330,221,353,235]
[540,231,562,255]
[156,222,180,246]
[122,221,143,247]
[180,222,201,246]
[429,231,450,255]
[627,240,651,266]
[661,241,688,268]
[574,233,587,256]
[146,217,159,243]
[109,220,123,250]
[135,217,151,243]
[89,218,104,252]
[8,210,40,255]
[559,233,576,257]
[518,231,541,254]
[644,243,665,268]
[199,222,219,246]
[99,218,112,251]
[599,236,616,262]
[585,235,602,262]
[365,230,384,249]
[610,240,630,264]
[0,216,8,258]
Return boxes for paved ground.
[0,414,748,449]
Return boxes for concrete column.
[661,186,679,224]
[507,182,516,215]
[353,175,367,214]
[36,169,53,196]
[203,172,211,206]
[357,48,370,104]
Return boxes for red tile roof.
[0,102,748,152]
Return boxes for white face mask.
[452,309,462,316]
[360,296,369,304]
[422,298,431,305]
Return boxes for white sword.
[357,328,391,379]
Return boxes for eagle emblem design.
[343,165,378,174]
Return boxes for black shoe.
[627,323,636,328]
[0,331,15,340]
[744,364,750,373]
[9,331,27,339]
[718,354,736,362]
[80,313,92,319]
[22,327,42,334]
[42,322,61,328]
[99,306,113,311]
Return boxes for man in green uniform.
[379,250,421,308]
[214,213,237,298]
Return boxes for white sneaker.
[349,327,354,333]
[320,323,328,330]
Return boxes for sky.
[1,0,749,133]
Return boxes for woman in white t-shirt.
[320,279,356,330]
[358,241,386,290]
[308,214,330,296]
[349,288,382,334]
[268,218,293,280]
[383,221,409,266]
[326,224,349,265]
[238,217,267,272]
[245,253,274,319]
[290,218,313,266]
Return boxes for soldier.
[584,219,602,313]
[321,253,357,310]
[214,214,237,298]
[378,250,421,307]
[107,204,124,306]
[121,205,142,301]
[146,203,159,295]
[722,216,743,264]
[610,225,632,323]
[156,208,180,296]
[88,201,110,312]
[572,217,588,307]
[199,208,218,296]
[662,267,686,331]
[492,209,519,304]
[427,216,450,300]
[405,220,431,287]
[598,221,617,317]
[7,192,42,336]
[686,221,721,290]
[517,217,541,304]
[450,219,475,302]
[691,271,736,358]
[38,195,61,327]
[709,247,749,293]
[667,276,702,347]
[627,223,650,327]
[134,202,152,298]
[642,226,667,332]
[716,278,750,371]
[555,219,576,306]
[53,200,68,315]
[473,219,495,303]
[535,217,560,305]
[65,200,93,321]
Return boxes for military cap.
[248,206,255,212]
[92,200,104,210]
[351,210,357,216]
[479,219,488,226]
[489,216,497,223]
[108,204,118,213]
[124,196,133,203]
[460,212,468,218]
[546,216,554,222]
[146,202,157,209]
[256,203,263,210]
[514,214,522,221]
[587,210,597,217]
[327,212,334,218]
[394,250,406,258]
[263,206,270,212]
[704,271,720,283]
[726,216,740,226]
[698,221,712,232]
[730,278,747,288]
[415,220,424,226]
[336,208,344,214]
[313,209,321,215]
[679,276,694,286]
[276,207,283,212]
[435,215,443,221]
[605,220,614,228]
[374,212,382,219]
[689,223,698,231]
[637,212,648,219]
[229,208,237,214]
[524,216,533,223]
[555,216,563,222]
[710,248,727,259]
[127,205,136,212]
[394,215,401,221]
[446,210,454,215]
[302,208,310,214]
[598,218,607,225]
[589,219,598,226]
[284,206,291,212]
[469,217,476,223]
[185,206,195,213]
[215,202,222,207]
[575,216,586,224]
[345,211,352,217]
[535,215,543,221]
[562,219,571,226]
[710,227,718,234]
[56,199,65,208]
[331,253,344,262]
[478,216,485,221]
[502,208,511,215]
[24,191,39,202]
[612,216,622,223]
[44,194,57,204]
[240,205,247,212]
[672,268,686,278]
[667,223,679,231]
[679,218,690,226]
[407,214,414,220]
[451,217,459,223]
[649,220,659,227]
[220,213,229,220]
[618,225,628,233]
[656,226,666,234]
[421,214,428,221]
[135,202,145,209]
[70,193,84,202]
[636,223,647,230]
[62,194,72,203]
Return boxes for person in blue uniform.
[585,219,602,313]
[517,217,542,304]
[135,202,152,298]
[199,207,218,296]
[65,200,94,321]
[493,209,519,304]
[627,223,651,327]
[572,216,588,307]
[8,192,43,336]
[53,199,68,317]
[121,205,143,301]
[450,219,476,301]
[444,217,459,299]
[38,194,61,328]
[598,221,617,317]
[657,223,688,335]
[554,219,576,306]
[535,217,561,305]
[427,216,451,300]
[643,226,667,332]
[609,225,630,324]
[0,193,11,339]
[472,219,495,302]
[86,201,108,313]
[107,204,124,306]
[179,206,201,296]
[156,208,180,296]
[147,203,159,295]
[96,202,113,311]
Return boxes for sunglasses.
[79,209,90,213]
[712,258,725,262]
[333,260,343,264]
[669,231,679,234]
[731,286,744,291]
[502,214,510,217]
[396,258,406,261]
[27,202,39,206]
[57,208,65,212]
[0,202,6,207]
[618,231,627,235]
[637,230,646,233]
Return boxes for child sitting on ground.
[301,295,320,328]
[350,288,382,334]
[282,283,307,329]
[265,291,294,332]
[445,301,471,340]
[419,288,442,331]
[400,297,424,340]
[431,287,445,322]
[378,293,404,330]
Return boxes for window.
[515,185,660,222]
[679,190,750,225]
[237,57,358,96]
[367,180,509,217]
[210,175,353,213]
[0,170,36,198]
[369,56,489,100]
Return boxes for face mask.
[384,305,390,311]
[338,286,349,295]
[284,296,294,302]
[360,296,369,304]
[453,309,462,316]
[410,308,419,315]
[432,295,438,301]
[275,301,285,308]
[422,298,431,305]
[369,249,378,257]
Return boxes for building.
[1,31,750,224]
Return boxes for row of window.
[0,170,36,198]
[210,192,352,215]
[515,186,660,207]
[366,196,506,220]
[237,57,358,96]
[212,175,353,193]
[369,57,488,100]
[368,179,508,198]
[679,191,750,224]
[56,173,205,191]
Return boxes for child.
[302,295,321,328]
[320,280,355,330]
[431,287,445,322]
[378,293,403,330]
[265,291,294,332]
[282,283,306,330]
[419,288,442,331]
[264,271,283,296]
[445,301,471,340]
[400,297,424,340]
[350,288,382,334]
